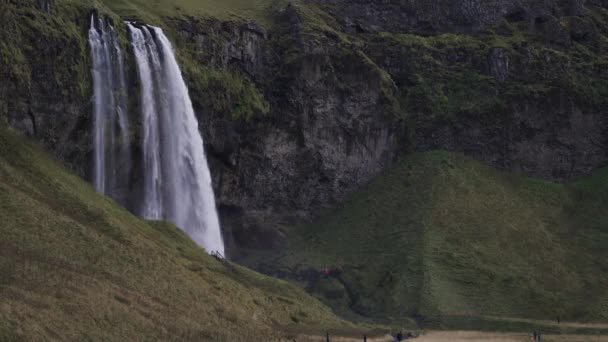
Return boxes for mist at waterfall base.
[88,17,225,255]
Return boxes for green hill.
[0,126,356,341]
[241,151,608,327]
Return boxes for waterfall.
[88,15,130,203]
[128,23,225,255]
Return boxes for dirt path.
[287,334,393,341]
[415,331,608,342]
[482,315,608,329]
[287,330,608,342]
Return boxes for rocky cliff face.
[411,90,608,180]
[2,0,607,255]
[0,0,93,176]
[363,26,608,180]
[168,0,608,253]
[306,0,587,34]
[171,9,402,252]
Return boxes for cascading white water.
[128,25,163,219]
[88,15,130,202]
[128,23,225,255]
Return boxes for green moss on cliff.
[364,16,608,124]
[181,56,270,122]
[297,2,353,45]
[102,0,284,26]
[0,0,92,121]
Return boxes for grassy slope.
[0,126,357,341]
[243,151,608,326]
[99,0,286,26]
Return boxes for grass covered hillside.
[0,126,357,341]
[241,151,608,327]
[102,0,285,25]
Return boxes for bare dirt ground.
[287,334,393,341]
[289,331,608,342]
[415,331,608,342]
[481,316,608,330]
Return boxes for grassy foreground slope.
[243,151,608,325]
[0,126,353,341]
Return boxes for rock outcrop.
[0,0,92,176]
[306,0,590,34]
[171,11,402,253]
[37,0,53,13]
[363,25,608,180]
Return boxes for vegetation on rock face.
[241,151,608,325]
[0,0,126,177]
[2,0,608,336]
[178,45,270,123]
[0,0,276,175]
[363,19,608,122]
[0,125,356,341]
[103,0,285,26]
[0,0,91,119]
